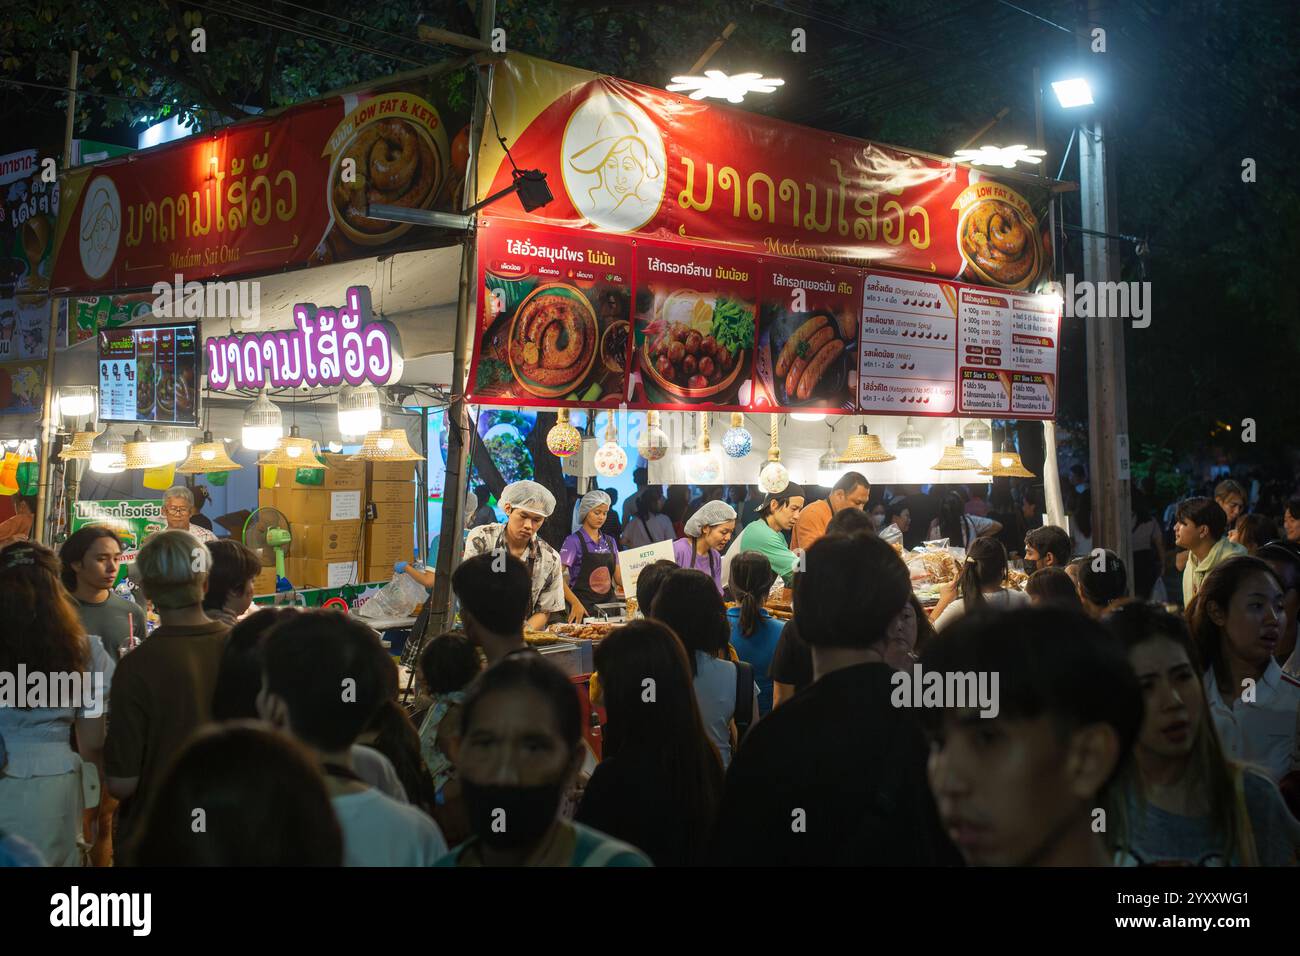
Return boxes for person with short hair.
[438,655,651,866]
[1189,556,1300,781]
[632,559,678,620]
[415,631,481,845]
[451,553,535,664]
[201,539,263,627]
[576,620,724,866]
[0,493,36,549]
[461,480,566,631]
[1103,603,1299,866]
[1077,550,1129,618]
[924,606,1144,866]
[736,483,806,585]
[60,525,146,660]
[1283,497,1300,544]
[886,499,911,537]
[1024,524,1072,573]
[1025,566,1083,608]
[468,484,497,529]
[1232,513,1279,555]
[159,485,216,543]
[1177,481,1252,573]
[1257,540,1300,675]
[672,499,737,594]
[1176,497,1246,606]
[259,611,448,866]
[104,530,227,844]
[652,569,759,769]
[710,534,961,866]
[127,723,344,866]
[790,471,870,553]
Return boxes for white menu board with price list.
[956,288,1060,419]
[856,273,958,415]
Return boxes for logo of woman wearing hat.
[561,92,665,233]
[78,176,121,281]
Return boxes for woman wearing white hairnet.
[672,499,737,594]
[560,490,625,621]
[462,480,568,631]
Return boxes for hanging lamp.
[89,427,126,474]
[256,425,328,468]
[721,412,752,458]
[177,431,243,474]
[758,414,789,493]
[545,408,582,458]
[242,388,283,450]
[59,428,102,461]
[838,423,896,463]
[121,429,158,470]
[337,382,383,438]
[687,412,723,483]
[989,440,1036,478]
[350,426,425,462]
[636,410,669,462]
[930,428,984,471]
[594,411,628,478]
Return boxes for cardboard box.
[262,453,366,491]
[277,488,364,525]
[294,520,363,561]
[252,564,279,595]
[367,480,417,505]
[368,498,416,525]
[364,521,413,567]
[287,557,361,589]
[369,460,416,483]
[363,563,399,584]
[257,487,279,510]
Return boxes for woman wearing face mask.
[438,655,651,867]
[1189,557,1300,782]
[672,499,737,595]
[1104,603,1299,865]
[931,537,1029,630]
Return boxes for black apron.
[570,531,617,617]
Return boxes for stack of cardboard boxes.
[257,453,366,589]
[363,459,417,583]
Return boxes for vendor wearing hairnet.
[560,489,625,621]
[672,499,738,594]
[463,480,567,631]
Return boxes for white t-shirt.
[331,789,448,866]
[1203,660,1300,781]
[934,588,1031,631]
[927,514,996,550]
[621,513,675,549]
[351,745,408,803]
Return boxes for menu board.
[956,288,1060,418]
[469,219,631,408]
[97,321,200,426]
[629,240,757,411]
[856,273,958,415]
[753,260,858,413]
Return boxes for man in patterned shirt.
[161,485,217,543]
[461,480,566,631]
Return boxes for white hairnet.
[499,480,556,517]
[577,489,612,523]
[684,500,737,538]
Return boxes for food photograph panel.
[469,219,631,407]
[628,240,757,411]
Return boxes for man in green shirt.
[1176,496,1246,606]
[738,483,806,584]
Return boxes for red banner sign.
[477,54,1052,290]
[50,76,471,295]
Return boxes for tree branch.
[258,26,281,109]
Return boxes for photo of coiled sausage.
[796,338,845,401]
[960,199,1038,287]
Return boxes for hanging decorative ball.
[546,409,582,458]
[636,410,669,462]
[721,412,752,459]
[594,441,628,477]
[758,459,789,494]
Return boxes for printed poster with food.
[469,219,631,407]
[856,272,958,415]
[753,260,858,413]
[952,180,1046,292]
[629,241,756,411]
[956,287,1060,419]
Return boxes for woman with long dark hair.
[927,490,1001,550]
[727,551,782,715]
[575,620,725,865]
[1104,603,1299,865]
[0,542,114,865]
[1188,556,1300,781]
[931,537,1029,630]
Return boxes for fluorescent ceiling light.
[667,70,784,104]
[1051,78,1094,109]
[952,145,1047,169]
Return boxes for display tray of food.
[524,629,566,647]
[1003,569,1029,591]
[546,621,617,641]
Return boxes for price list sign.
[856,273,958,415]
[957,288,1060,418]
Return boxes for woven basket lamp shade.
[838,425,896,463]
[930,437,984,471]
[256,425,328,468]
[990,443,1036,478]
[59,430,102,461]
[178,431,243,474]
[350,428,424,462]
[121,430,158,470]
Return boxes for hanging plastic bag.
[142,464,175,490]
[356,571,429,622]
[0,452,19,495]
[15,459,38,496]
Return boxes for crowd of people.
[1,461,1299,868]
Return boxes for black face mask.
[461,779,565,850]
[1023,557,1038,574]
